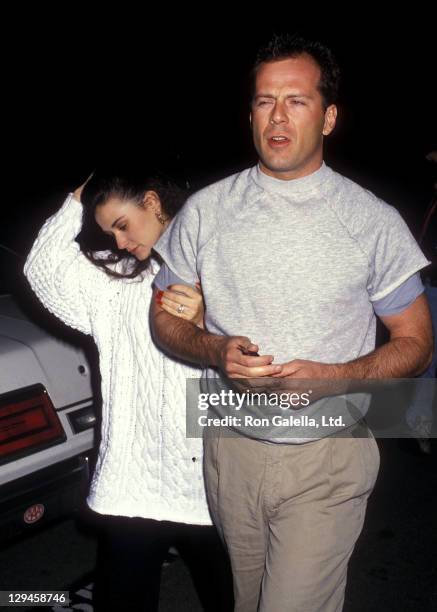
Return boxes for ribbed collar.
[251,162,333,197]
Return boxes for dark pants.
[93,515,234,611]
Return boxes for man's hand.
[269,359,347,401]
[271,359,340,379]
[216,337,282,379]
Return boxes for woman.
[24,168,233,611]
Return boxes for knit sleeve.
[24,193,104,335]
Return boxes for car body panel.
[0,292,97,540]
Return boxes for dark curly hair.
[249,33,341,110]
[77,167,188,279]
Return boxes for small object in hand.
[177,304,186,314]
[242,348,259,357]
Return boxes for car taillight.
[0,384,65,464]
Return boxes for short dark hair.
[78,166,188,279]
[250,33,341,109]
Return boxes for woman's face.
[94,192,169,260]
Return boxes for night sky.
[3,13,436,257]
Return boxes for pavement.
[0,437,435,611]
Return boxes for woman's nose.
[115,233,128,250]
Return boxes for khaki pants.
[204,426,380,612]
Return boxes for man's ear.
[323,104,337,136]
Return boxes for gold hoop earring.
[155,211,168,225]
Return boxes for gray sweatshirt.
[154,163,429,441]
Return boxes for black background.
[3,11,436,255]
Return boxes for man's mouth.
[268,135,291,148]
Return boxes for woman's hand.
[73,172,94,202]
[156,283,205,328]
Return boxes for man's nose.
[270,100,288,124]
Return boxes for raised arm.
[24,192,104,335]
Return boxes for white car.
[0,249,97,541]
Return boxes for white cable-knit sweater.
[24,194,212,525]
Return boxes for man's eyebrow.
[286,94,313,99]
[254,93,313,99]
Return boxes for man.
[151,34,433,611]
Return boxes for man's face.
[250,55,337,180]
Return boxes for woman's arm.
[24,192,103,335]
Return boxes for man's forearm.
[335,336,432,379]
[152,307,224,366]
[151,295,280,378]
